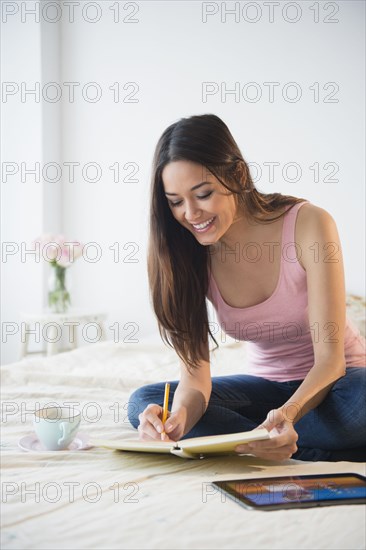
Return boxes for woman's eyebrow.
[164,181,213,196]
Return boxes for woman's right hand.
[138,404,187,442]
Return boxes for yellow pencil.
[161,382,170,438]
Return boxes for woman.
[128,114,366,462]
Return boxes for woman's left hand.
[235,408,299,461]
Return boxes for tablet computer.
[212,473,366,511]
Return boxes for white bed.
[1,295,365,550]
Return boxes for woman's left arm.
[236,205,347,460]
[282,205,347,420]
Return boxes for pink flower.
[45,243,60,261]
[58,248,72,268]
[33,234,84,267]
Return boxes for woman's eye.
[169,192,212,208]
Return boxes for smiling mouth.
[191,217,216,232]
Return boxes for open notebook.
[91,428,270,459]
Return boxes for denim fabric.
[127,367,366,462]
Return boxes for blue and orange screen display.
[224,475,366,506]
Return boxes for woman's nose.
[184,202,202,221]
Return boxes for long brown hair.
[147,114,306,372]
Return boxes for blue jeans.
[127,367,366,462]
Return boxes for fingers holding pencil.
[160,383,187,442]
[137,382,185,442]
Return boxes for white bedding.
[1,334,366,550]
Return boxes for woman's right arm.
[166,353,212,439]
[137,342,212,441]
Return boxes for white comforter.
[1,338,365,550]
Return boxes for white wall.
[1,5,63,364]
[1,10,44,362]
[1,0,365,365]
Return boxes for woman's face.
[162,160,238,246]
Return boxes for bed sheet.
[1,337,365,550]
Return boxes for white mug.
[33,406,81,450]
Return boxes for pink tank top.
[207,201,366,381]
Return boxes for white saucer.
[18,432,92,452]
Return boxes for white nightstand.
[19,310,108,358]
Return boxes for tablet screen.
[213,473,366,509]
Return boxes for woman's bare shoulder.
[295,203,340,268]
[296,202,337,235]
